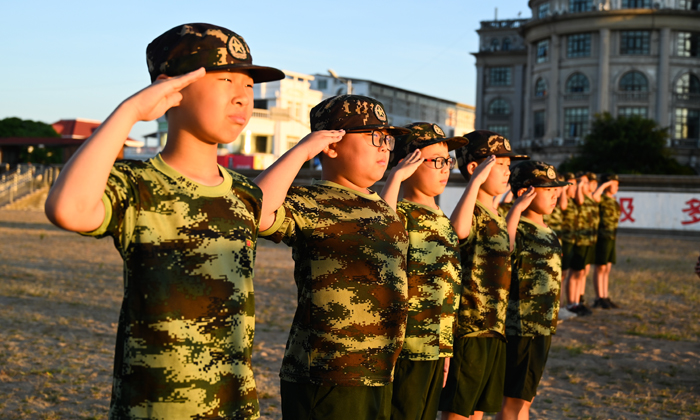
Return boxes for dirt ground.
[0,206,699,419]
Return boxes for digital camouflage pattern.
[507,217,562,336]
[391,122,468,164]
[455,200,512,340]
[543,205,563,236]
[146,23,284,83]
[559,198,579,244]
[497,201,513,219]
[598,195,621,240]
[509,161,568,191]
[456,130,528,178]
[260,180,409,386]
[309,94,410,135]
[84,155,262,420]
[575,196,600,246]
[396,200,461,360]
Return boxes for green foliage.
[559,112,695,175]
[0,117,60,138]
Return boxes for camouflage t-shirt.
[497,201,513,219]
[543,205,563,237]
[396,200,461,360]
[559,198,578,244]
[575,196,600,246]
[260,180,409,387]
[598,195,621,240]
[506,217,562,336]
[455,200,511,340]
[83,155,262,420]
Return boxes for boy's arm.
[254,130,345,232]
[591,180,613,202]
[559,188,568,211]
[505,187,536,252]
[379,149,423,211]
[575,178,586,205]
[449,156,496,240]
[45,69,206,232]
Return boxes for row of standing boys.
[42,22,617,420]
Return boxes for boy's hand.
[297,130,345,161]
[470,155,496,186]
[512,186,536,212]
[389,149,423,182]
[123,68,206,122]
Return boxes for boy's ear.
[155,74,171,82]
[324,142,339,159]
[517,187,527,197]
[467,161,479,175]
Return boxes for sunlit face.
[405,142,451,197]
[479,157,511,196]
[566,179,577,198]
[170,70,254,144]
[524,186,559,215]
[607,180,619,195]
[329,130,391,188]
[589,179,598,192]
[578,175,590,195]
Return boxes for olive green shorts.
[391,358,445,420]
[281,380,392,420]
[595,237,617,265]
[570,244,595,271]
[503,335,552,402]
[438,336,506,416]
[561,240,575,270]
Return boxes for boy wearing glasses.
[254,95,411,419]
[440,131,529,420]
[379,122,467,420]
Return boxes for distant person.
[496,161,568,420]
[44,23,285,419]
[542,174,565,237]
[593,174,621,308]
[696,255,700,278]
[440,130,529,420]
[558,173,578,312]
[380,123,467,420]
[253,95,410,419]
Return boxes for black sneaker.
[605,298,619,309]
[593,298,610,309]
[577,304,593,316]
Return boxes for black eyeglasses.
[424,157,455,169]
[344,130,395,151]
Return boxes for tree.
[0,117,63,165]
[559,112,695,175]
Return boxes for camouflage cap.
[586,172,598,181]
[455,130,528,169]
[563,172,576,181]
[600,173,619,182]
[509,161,570,191]
[390,122,468,165]
[310,95,410,136]
[146,23,285,83]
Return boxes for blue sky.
[0,0,530,141]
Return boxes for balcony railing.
[671,138,700,148]
[486,113,511,121]
[564,93,590,101]
[673,93,700,103]
[616,91,649,101]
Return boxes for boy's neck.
[403,186,439,210]
[476,188,497,213]
[160,134,224,187]
[522,208,546,227]
[321,170,372,195]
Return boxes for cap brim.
[538,180,571,187]
[204,63,286,83]
[346,125,412,136]
[495,151,530,160]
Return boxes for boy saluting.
[45,23,284,419]
[254,95,411,419]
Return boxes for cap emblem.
[227,34,248,60]
[547,167,556,179]
[504,139,512,151]
[432,124,445,137]
[374,104,387,122]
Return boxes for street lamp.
[327,68,352,95]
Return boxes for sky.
[0,0,530,141]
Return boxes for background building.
[473,0,700,170]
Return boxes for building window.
[565,107,589,138]
[619,107,648,117]
[538,3,550,18]
[569,0,592,12]
[567,33,591,57]
[619,71,648,91]
[677,32,700,57]
[487,125,510,137]
[491,38,500,51]
[534,111,546,137]
[489,67,512,86]
[502,38,511,51]
[621,31,650,55]
[680,0,700,10]
[676,73,700,97]
[566,73,590,93]
[535,78,548,97]
[254,135,271,154]
[488,99,511,115]
[621,0,651,7]
[536,40,550,63]
[253,99,268,110]
[675,108,700,139]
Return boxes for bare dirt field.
[0,207,699,419]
